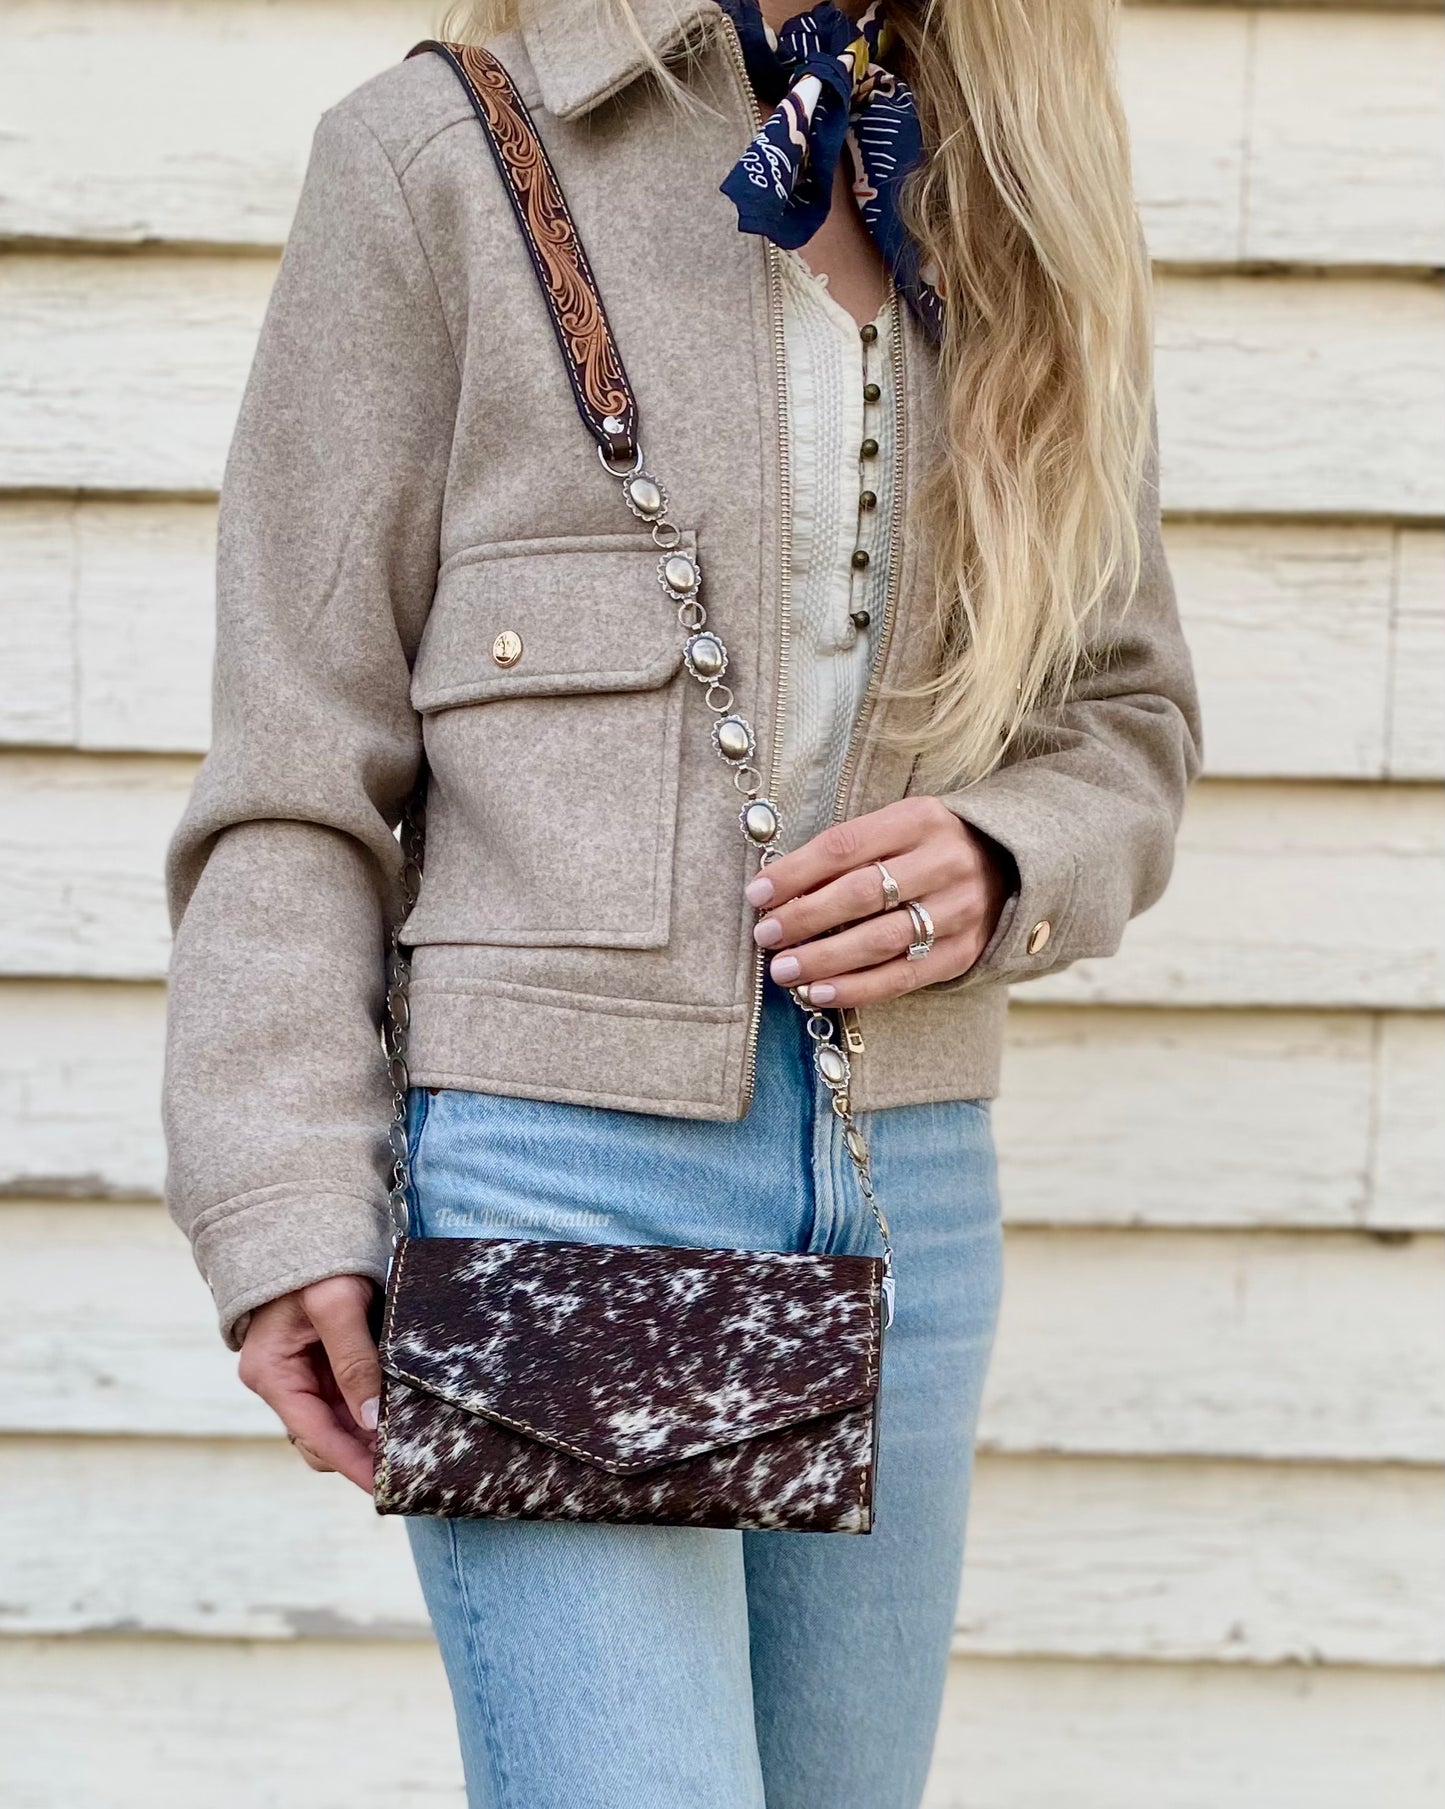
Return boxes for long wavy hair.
[444,0,1153,789]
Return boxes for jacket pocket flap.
[380,1236,883,1477]
[411,532,694,712]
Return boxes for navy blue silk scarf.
[716,0,943,339]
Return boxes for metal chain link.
[383,794,425,1253]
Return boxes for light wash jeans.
[403,976,1003,1809]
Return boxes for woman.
[164,0,1200,1801]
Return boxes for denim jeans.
[403,976,1003,1809]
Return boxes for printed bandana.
[717,0,943,339]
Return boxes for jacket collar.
[521,0,725,120]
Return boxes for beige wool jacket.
[164,0,1202,1345]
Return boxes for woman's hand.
[237,1274,381,1492]
[745,796,1016,1007]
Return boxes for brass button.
[860,437,879,459]
[850,608,871,629]
[863,381,881,403]
[860,322,879,344]
[491,630,523,668]
[1027,919,1052,955]
[859,489,877,511]
[851,548,870,571]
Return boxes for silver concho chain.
[605,431,895,1324]
[382,442,895,1327]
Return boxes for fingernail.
[359,1397,379,1431]
[745,875,774,906]
[753,917,783,948]
[771,955,801,983]
[808,983,837,1004]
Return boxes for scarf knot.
[717,0,943,338]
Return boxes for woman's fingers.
[752,844,949,952]
[766,891,944,990]
[799,937,976,1008]
[238,1277,380,1494]
[251,1355,376,1489]
[303,1275,383,1439]
[746,797,951,911]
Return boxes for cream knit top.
[774,250,899,851]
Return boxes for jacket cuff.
[188,1182,393,1350]
[928,787,1080,994]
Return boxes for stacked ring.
[874,859,902,912]
[904,900,935,961]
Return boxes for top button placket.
[849,317,884,639]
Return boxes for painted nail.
[359,1397,379,1431]
[753,917,783,947]
[745,875,774,906]
[771,955,801,983]
[808,983,837,1004]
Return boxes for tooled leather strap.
[408,40,640,465]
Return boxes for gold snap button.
[1027,919,1052,955]
[491,630,523,668]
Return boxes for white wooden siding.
[3,760,1440,1007]
[6,1202,1442,1460]
[4,258,1443,510]
[5,503,1442,778]
[1,2,1440,1804]
[5,983,1442,1230]
[1,1641,1438,1809]
[3,4,1441,265]
[5,1437,1441,1666]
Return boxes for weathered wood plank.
[956,1454,1443,1667]
[0,1637,467,1809]
[1165,519,1401,779]
[0,501,216,752]
[1,256,1440,514]
[0,983,165,1201]
[0,1639,1439,1809]
[1032,781,1445,1010]
[0,754,191,981]
[1246,10,1445,267]
[4,1436,1438,1666]
[0,253,273,494]
[1390,528,1445,779]
[1374,1015,1445,1230]
[0,0,434,249]
[1152,274,1445,519]
[982,1225,1445,1464]
[3,3,1439,267]
[6,757,1439,1007]
[925,1657,1445,1809]
[1003,1007,1401,1231]
[0,502,76,745]
[6,980,1439,1230]
[1119,6,1248,264]
[8,505,1438,781]
[4,1202,1439,1458]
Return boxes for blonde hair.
[444,0,1153,790]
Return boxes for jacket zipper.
[829,289,910,1058]
[718,14,793,1114]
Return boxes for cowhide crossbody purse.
[372,42,894,1534]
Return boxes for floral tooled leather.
[410,40,639,461]
[375,1236,884,1533]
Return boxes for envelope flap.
[380,1236,883,1476]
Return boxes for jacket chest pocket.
[404,533,692,951]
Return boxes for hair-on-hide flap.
[375,1235,885,1532]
